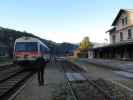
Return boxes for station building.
[89,9,133,60]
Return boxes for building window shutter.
[122,19,124,25]
[112,35,116,43]
[120,32,123,41]
[125,17,128,25]
[128,29,132,39]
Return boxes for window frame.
[121,17,128,26]
[15,42,38,52]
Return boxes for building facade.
[109,9,133,44]
[89,9,133,60]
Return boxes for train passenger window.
[40,45,48,53]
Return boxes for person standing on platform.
[36,58,48,86]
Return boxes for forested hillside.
[0,27,78,57]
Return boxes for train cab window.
[15,42,37,52]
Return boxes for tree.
[80,36,91,49]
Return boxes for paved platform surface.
[10,58,133,100]
[72,58,133,89]
[13,62,65,100]
[83,58,133,73]
[72,58,128,80]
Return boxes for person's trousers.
[37,66,45,85]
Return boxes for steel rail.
[59,61,80,100]
[66,61,120,100]
[0,69,33,100]
[68,61,130,100]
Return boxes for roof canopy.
[92,40,133,50]
[106,27,116,33]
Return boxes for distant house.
[90,9,133,60]
[0,42,9,57]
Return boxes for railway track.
[0,64,33,100]
[0,64,14,71]
[57,59,131,100]
[0,65,23,82]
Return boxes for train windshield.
[15,42,37,52]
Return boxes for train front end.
[14,41,39,67]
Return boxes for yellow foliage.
[80,36,91,49]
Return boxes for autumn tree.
[74,36,92,58]
[80,36,91,50]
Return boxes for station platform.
[0,62,12,67]
[78,58,133,73]
[8,58,133,100]
[72,58,133,79]
[10,63,66,100]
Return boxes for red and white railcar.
[13,36,50,68]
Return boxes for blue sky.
[0,0,133,43]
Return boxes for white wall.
[110,26,133,44]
